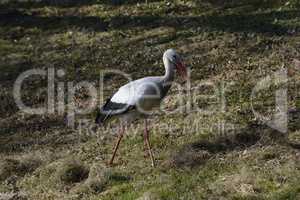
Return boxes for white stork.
[95,49,187,167]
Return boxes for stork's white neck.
[163,56,175,83]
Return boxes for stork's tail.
[95,98,113,125]
[95,111,102,124]
[95,98,135,125]
[95,110,111,125]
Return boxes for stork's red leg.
[144,119,155,167]
[109,123,125,166]
[143,128,148,158]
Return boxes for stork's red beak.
[176,60,187,81]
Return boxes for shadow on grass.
[0,10,108,33]
[0,0,99,9]
[169,123,262,168]
[1,8,299,35]
[109,9,300,35]
[0,0,161,9]
[0,61,34,82]
[202,0,291,9]
[2,0,296,10]
[170,109,300,168]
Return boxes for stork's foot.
[149,150,155,167]
[144,152,150,158]
[143,145,150,158]
[107,161,115,167]
[143,148,155,167]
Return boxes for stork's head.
[164,49,187,81]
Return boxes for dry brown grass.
[0,156,41,182]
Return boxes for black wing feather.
[95,98,135,124]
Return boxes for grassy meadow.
[0,0,300,199]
